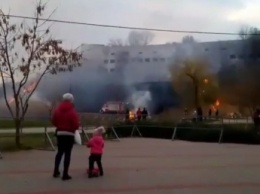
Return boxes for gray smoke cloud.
[31,44,179,114]
[127,90,152,112]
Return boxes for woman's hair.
[62,93,74,102]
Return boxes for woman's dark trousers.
[53,135,74,178]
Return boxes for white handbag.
[74,130,82,145]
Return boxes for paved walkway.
[1,138,260,193]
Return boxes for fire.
[23,81,37,93]
[129,111,135,120]
[215,99,220,107]
[211,99,220,111]
[8,81,37,105]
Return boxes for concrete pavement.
[1,138,260,193]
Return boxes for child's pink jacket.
[86,135,104,154]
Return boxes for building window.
[111,53,115,55]
[159,58,165,62]
[229,55,236,59]
[139,52,143,54]
[205,48,209,52]
[118,58,128,63]
[110,59,115,63]
[145,58,150,62]
[153,58,158,62]
[104,60,108,64]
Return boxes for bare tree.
[239,26,251,40]
[127,31,154,46]
[182,35,196,44]
[0,2,81,147]
[108,38,125,46]
[107,31,154,46]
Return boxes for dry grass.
[0,133,56,151]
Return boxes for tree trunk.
[194,81,199,108]
[14,119,21,147]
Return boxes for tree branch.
[0,70,14,118]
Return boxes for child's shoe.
[87,168,99,178]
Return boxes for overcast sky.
[1,0,260,48]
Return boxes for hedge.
[107,122,260,145]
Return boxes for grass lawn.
[0,133,56,152]
[0,119,51,129]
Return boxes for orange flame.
[129,111,135,120]
[8,81,37,105]
[215,99,220,107]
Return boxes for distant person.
[184,108,188,116]
[197,106,203,121]
[125,108,130,121]
[192,110,197,122]
[215,109,219,118]
[253,108,260,132]
[142,108,148,120]
[208,108,212,118]
[52,93,79,181]
[136,108,142,121]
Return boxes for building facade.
[77,39,250,83]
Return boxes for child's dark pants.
[89,154,103,176]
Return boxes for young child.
[86,126,105,178]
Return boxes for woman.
[52,93,79,181]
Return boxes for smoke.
[128,90,152,111]
[0,38,255,118]
[33,60,176,114]
[0,44,180,115]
